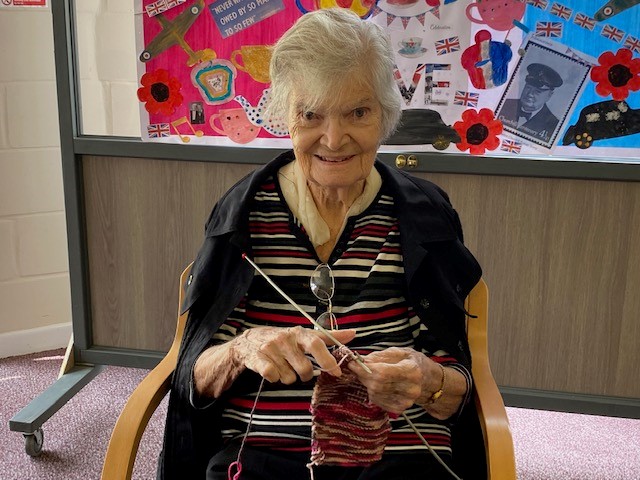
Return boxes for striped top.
[211,175,471,456]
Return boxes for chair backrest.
[172,263,193,355]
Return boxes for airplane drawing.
[594,0,640,21]
[140,0,216,66]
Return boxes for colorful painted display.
[135,0,640,161]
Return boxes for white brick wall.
[0,11,56,83]
[110,82,142,136]
[16,212,69,276]
[6,82,60,148]
[76,2,139,136]
[0,6,71,345]
[0,150,65,217]
[0,0,137,353]
[0,221,18,282]
[0,86,8,149]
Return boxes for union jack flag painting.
[536,22,563,37]
[146,0,185,16]
[623,35,640,54]
[145,0,167,17]
[601,24,625,43]
[453,91,478,107]
[435,36,460,55]
[500,139,522,154]
[527,0,548,9]
[147,123,170,138]
[550,3,572,20]
[573,13,595,31]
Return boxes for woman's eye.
[353,107,368,119]
[302,111,316,121]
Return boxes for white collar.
[277,160,382,247]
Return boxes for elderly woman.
[158,8,481,480]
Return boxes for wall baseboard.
[500,386,640,419]
[0,323,72,359]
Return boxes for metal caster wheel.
[24,428,44,457]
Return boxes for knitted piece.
[308,347,391,467]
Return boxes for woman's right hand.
[194,326,355,398]
[236,326,356,384]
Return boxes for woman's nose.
[320,117,349,150]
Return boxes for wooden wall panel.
[83,156,257,351]
[83,155,640,399]
[422,172,640,398]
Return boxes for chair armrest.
[466,279,517,480]
[101,264,192,480]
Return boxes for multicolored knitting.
[308,347,391,469]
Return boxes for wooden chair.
[101,263,193,480]
[101,267,516,479]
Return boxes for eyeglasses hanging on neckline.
[310,263,337,331]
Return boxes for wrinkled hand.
[347,347,438,415]
[236,326,356,384]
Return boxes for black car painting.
[562,99,640,149]
[385,109,461,150]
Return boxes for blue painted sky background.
[522,1,640,149]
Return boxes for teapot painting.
[296,0,377,19]
[233,89,289,137]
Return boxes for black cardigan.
[157,151,484,479]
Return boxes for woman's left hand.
[349,347,441,414]
[347,347,442,416]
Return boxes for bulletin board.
[134,0,640,163]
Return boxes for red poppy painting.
[453,108,503,155]
[137,69,184,115]
[591,49,640,101]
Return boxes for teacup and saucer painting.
[398,37,427,58]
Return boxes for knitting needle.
[242,254,372,374]
[243,256,461,478]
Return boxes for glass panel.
[75,0,140,137]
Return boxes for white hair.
[267,8,402,141]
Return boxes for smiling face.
[288,79,384,197]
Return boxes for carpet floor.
[1,350,639,480]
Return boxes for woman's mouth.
[316,155,354,162]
